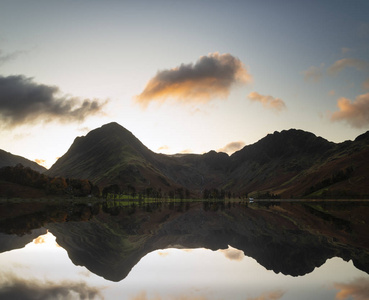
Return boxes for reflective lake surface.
[1,200,369,300]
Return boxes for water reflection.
[0,200,369,299]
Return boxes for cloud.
[363,78,369,90]
[247,290,285,300]
[341,48,352,55]
[180,149,193,154]
[217,141,245,154]
[135,53,252,108]
[130,291,209,300]
[157,251,170,257]
[0,50,24,66]
[157,145,170,152]
[0,272,104,300]
[35,159,47,168]
[248,92,286,111]
[358,23,369,38]
[330,93,369,128]
[0,75,108,129]
[334,277,369,300]
[33,236,46,245]
[303,63,325,82]
[218,246,244,261]
[327,58,369,75]
[328,90,336,96]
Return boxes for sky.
[1,232,368,299]
[0,0,369,168]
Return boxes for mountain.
[0,149,46,173]
[2,201,369,281]
[47,122,369,198]
[46,122,183,191]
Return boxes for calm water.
[0,200,369,300]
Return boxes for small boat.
[249,197,254,203]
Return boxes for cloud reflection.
[0,271,104,300]
[218,246,244,261]
[334,277,369,300]
[130,291,210,300]
[246,290,285,300]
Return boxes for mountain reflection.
[0,200,369,282]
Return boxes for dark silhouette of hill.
[0,149,46,173]
[1,201,369,281]
[46,122,369,198]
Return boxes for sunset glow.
[0,1,368,168]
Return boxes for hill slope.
[47,123,369,198]
[0,149,46,173]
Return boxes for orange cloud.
[327,58,369,75]
[247,290,285,300]
[248,92,286,112]
[157,145,170,152]
[217,141,245,155]
[180,149,193,154]
[330,93,369,128]
[334,277,369,300]
[303,63,325,82]
[33,236,46,245]
[135,53,252,108]
[35,159,47,168]
[157,251,170,257]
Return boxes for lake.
[0,199,369,300]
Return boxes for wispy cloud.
[341,48,352,55]
[327,58,369,75]
[157,145,170,152]
[0,271,104,300]
[303,63,325,82]
[363,78,369,90]
[0,75,108,129]
[334,277,369,300]
[248,92,286,112]
[304,58,369,82]
[0,50,24,66]
[330,93,369,128]
[358,23,369,38]
[135,53,252,108]
[217,141,245,155]
[247,290,285,300]
[180,149,193,154]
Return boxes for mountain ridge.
[45,122,369,198]
[0,149,46,173]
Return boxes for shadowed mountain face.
[46,122,369,198]
[0,124,368,199]
[1,200,369,281]
[0,149,46,173]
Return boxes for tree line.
[0,164,100,197]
